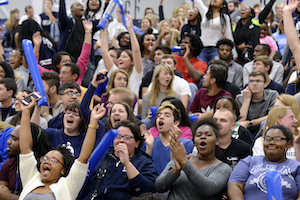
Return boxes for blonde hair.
[149,64,175,106]
[164,28,180,48]
[170,14,185,31]
[103,69,129,97]
[158,20,170,33]
[6,9,19,32]
[262,106,296,145]
[277,94,300,134]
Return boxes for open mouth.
[157,121,164,129]
[199,141,207,148]
[67,119,74,124]
[42,166,51,176]
[114,117,121,123]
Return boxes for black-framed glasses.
[64,110,80,117]
[60,91,81,97]
[40,156,64,166]
[264,136,287,144]
[115,134,135,141]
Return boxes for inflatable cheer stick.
[266,169,283,200]
[118,0,128,30]
[0,0,8,5]
[22,39,49,107]
[150,106,159,124]
[97,0,118,29]
[118,1,144,35]
[88,129,119,173]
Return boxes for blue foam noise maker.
[266,169,283,200]
[189,114,199,123]
[88,129,119,173]
[97,0,118,29]
[0,0,8,5]
[22,39,49,107]
[171,46,181,52]
[150,106,159,124]
[118,0,128,30]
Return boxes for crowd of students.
[0,0,300,199]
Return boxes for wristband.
[88,124,99,129]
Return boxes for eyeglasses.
[65,110,80,117]
[249,80,265,83]
[187,9,198,13]
[60,91,81,97]
[264,136,287,143]
[40,156,64,166]
[115,134,135,141]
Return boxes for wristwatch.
[249,120,253,127]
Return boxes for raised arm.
[19,97,36,154]
[159,0,165,20]
[100,22,115,72]
[77,103,106,164]
[194,0,209,17]
[258,0,276,24]
[75,20,93,86]
[127,14,143,74]
[79,69,108,125]
[283,0,300,71]
[149,29,168,61]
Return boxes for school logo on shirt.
[249,164,293,193]
[62,142,74,156]
[201,106,213,113]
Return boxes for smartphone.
[21,92,42,105]
[96,72,108,81]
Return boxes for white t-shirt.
[148,75,191,98]
[19,15,42,26]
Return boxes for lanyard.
[0,104,13,121]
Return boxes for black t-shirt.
[236,126,254,146]
[217,138,252,169]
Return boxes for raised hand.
[32,31,42,47]
[283,0,299,13]
[91,103,106,121]
[140,124,154,147]
[17,92,37,112]
[91,69,108,87]
[126,14,133,29]
[83,19,93,31]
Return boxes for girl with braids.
[18,96,106,200]
[180,7,202,40]
[233,0,276,65]
[84,0,102,21]
[194,0,236,64]
[0,124,53,199]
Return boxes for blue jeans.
[197,47,219,65]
